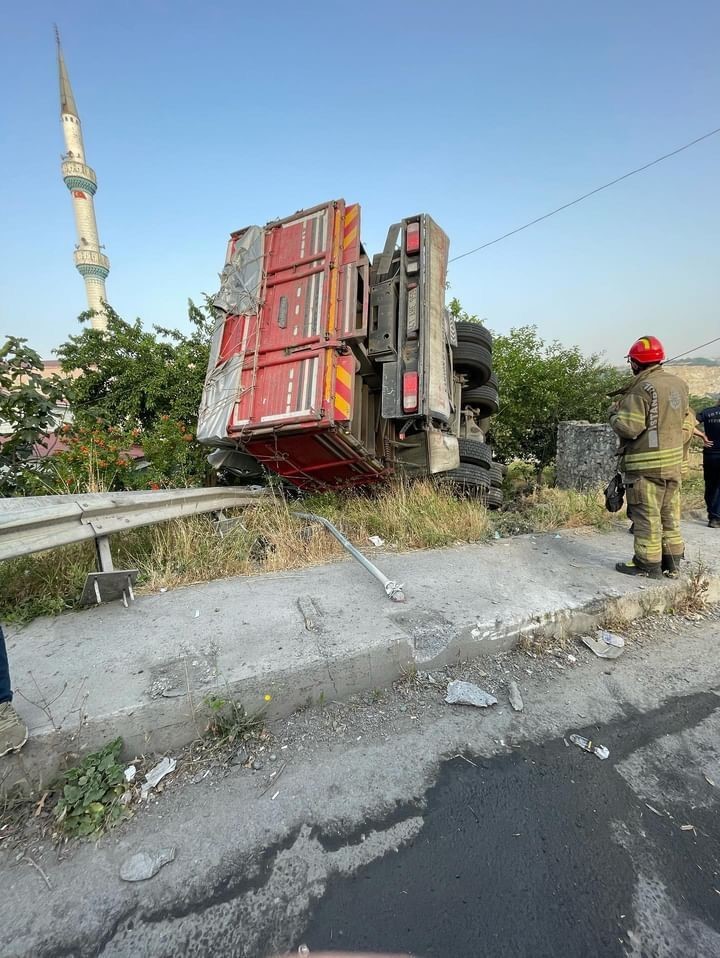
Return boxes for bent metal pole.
[293,512,405,602]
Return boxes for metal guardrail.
[0,487,265,562]
[0,488,404,606]
[0,488,265,606]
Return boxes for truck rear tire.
[453,343,492,388]
[437,462,491,496]
[461,383,499,416]
[455,321,493,352]
[457,438,492,469]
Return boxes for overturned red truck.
[198,200,502,505]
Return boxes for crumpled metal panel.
[197,226,264,444]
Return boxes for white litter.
[445,680,498,709]
[368,535,385,547]
[193,610,200,618]
[581,632,624,659]
[140,757,177,800]
[124,764,137,783]
[598,629,625,648]
[271,791,280,801]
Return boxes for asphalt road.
[302,692,720,957]
[4,611,720,957]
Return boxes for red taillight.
[402,371,419,413]
[405,221,420,254]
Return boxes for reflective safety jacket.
[609,366,690,480]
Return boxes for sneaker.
[0,702,28,756]
[615,559,663,580]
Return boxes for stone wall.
[556,421,618,491]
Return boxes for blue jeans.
[0,626,11,704]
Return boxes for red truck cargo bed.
[198,200,386,489]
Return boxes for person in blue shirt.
[696,398,720,528]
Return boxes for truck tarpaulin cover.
[197,226,263,444]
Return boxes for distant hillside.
[671,363,720,398]
[666,357,720,367]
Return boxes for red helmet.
[627,335,666,365]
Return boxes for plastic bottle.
[569,733,609,760]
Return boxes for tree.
[56,301,213,431]
[487,325,626,467]
[52,301,214,488]
[0,337,72,495]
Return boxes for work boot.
[0,701,28,756]
[615,559,663,580]
[709,518,720,529]
[662,553,683,578]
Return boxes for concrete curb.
[3,526,719,795]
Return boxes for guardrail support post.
[95,536,114,573]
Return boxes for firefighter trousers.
[625,475,683,569]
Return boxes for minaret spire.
[56,29,110,331]
[55,25,78,118]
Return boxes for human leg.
[660,479,684,575]
[0,626,11,704]
[704,456,720,525]
[0,627,28,756]
[616,476,662,577]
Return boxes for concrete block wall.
[556,420,618,491]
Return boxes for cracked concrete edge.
[4,572,719,797]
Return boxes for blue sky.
[1,0,718,363]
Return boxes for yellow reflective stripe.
[624,447,683,466]
[614,412,647,424]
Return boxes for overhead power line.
[449,126,720,263]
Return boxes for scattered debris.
[194,610,200,618]
[703,773,716,788]
[124,765,137,783]
[445,680,497,709]
[159,587,168,593]
[120,847,176,882]
[563,738,570,747]
[645,803,663,817]
[140,757,177,800]
[680,824,696,833]
[21,855,51,890]
[507,681,524,712]
[270,791,280,801]
[33,792,49,818]
[598,629,625,648]
[569,733,609,760]
[297,596,320,632]
[453,753,478,767]
[581,632,624,659]
[368,535,385,547]
[567,654,577,663]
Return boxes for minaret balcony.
[74,249,110,279]
[62,160,97,195]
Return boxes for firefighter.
[609,335,690,578]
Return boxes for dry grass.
[0,472,663,626]
[493,485,613,536]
